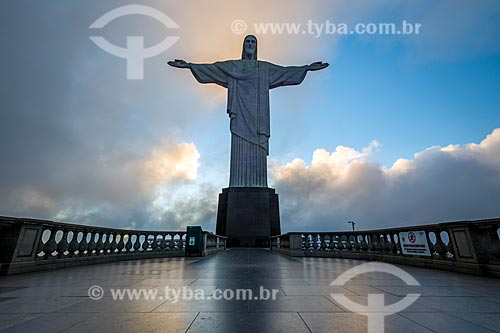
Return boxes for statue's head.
[241,35,257,60]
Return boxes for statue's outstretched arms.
[307,61,329,71]
[269,61,329,89]
[168,59,229,88]
[167,59,191,68]
[269,63,309,89]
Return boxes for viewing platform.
[1,249,500,332]
[0,217,499,332]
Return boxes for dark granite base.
[216,187,281,247]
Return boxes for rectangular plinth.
[216,187,281,247]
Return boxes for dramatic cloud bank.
[2,128,499,232]
[271,128,500,232]
[0,139,206,230]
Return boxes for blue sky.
[300,38,500,165]
[1,0,499,231]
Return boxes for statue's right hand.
[167,59,191,68]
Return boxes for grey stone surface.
[217,187,280,246]
[300,313,435,333]
[0,314,39,331]
[0,249,499,332]
[188,312,310,333]
[64,313,198,333]
[400,312,497,332]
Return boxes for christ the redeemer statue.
[168,35,328,187]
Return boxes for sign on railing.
[399,231,431,256]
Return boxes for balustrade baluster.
[172,234,179,250]
[389,234,398,255]
[433,230,448,257]
[78,232,89,256]
[373,234,381,252]
[87,232,97,256]
[327,235,334,250]
[353,235,361,251]
[43,227,58,258]
[320,234,327,251]
[117,233,125,253]
[395,233,403,255]
[96,233,104,254]
[181,234,186,250]
[160,234,167,251]
[133,234,141,252]
[124,234,132,252]
[169,233,175,250]
[151,234,160,252]
[366,234,373,251]
[426,231,435,255]
[103,233,112,254]
[361,235,368,252]
[110,233,118,253]
[346,235,353,251]
[68,230,79,257]
[56,229,69,258]
[381,235,390,253]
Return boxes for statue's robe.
[190,60,308,187]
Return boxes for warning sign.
[399,231,431,256]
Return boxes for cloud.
[270,128,500,232]
[148,182,220,231]
[0,138,202,228]
[140,141,200,191]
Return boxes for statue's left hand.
[167,59,191,69]
[308,61,329,71]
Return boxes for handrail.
[270,218,500,276]
[0,216,228,275]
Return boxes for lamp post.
[348,221,356,232]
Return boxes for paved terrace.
[1,249,500,333]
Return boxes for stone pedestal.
[216,187,281,247]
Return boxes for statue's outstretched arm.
[268,61,329,89]
[167,59,191,69]
[307,61,329,71]
[168,59,229,88]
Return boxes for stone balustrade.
[204,232,227,256]
[271,218,500,276]
[0,216,227,275]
